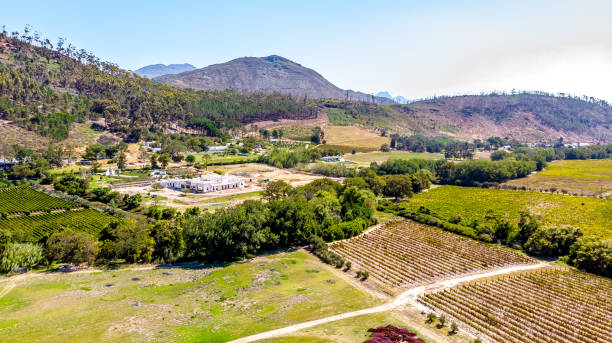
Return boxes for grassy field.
[503,159,612,197]
[403,186,612,239]
[185,152,260,165]
[343,151,443,167]
[322,126,390,152]
[0,251,383,343]
[258,312,423,343]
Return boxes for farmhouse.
[160,173,245,193]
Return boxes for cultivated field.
[329,220,534,288]
[0,186,77,214]
[343,151,443,167]
[0,209,117,239]
[421,268,612,343]
[502,159,612,198]
[403,186,612,239]
[0,251,383,343]
[323,126,390,152]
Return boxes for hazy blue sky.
[2,0,611,100]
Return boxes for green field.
[0,251,383,343]
[0,209,117,239]
[185,152,260,165]
[343,151,443,167]
[403,186,612,239]
[0,186,77,214]
[503,159,612,197]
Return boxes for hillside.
[154,55,394,104]
[397,93,612,143]
[133,63,196,78]
[0,33,317,143]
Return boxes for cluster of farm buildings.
[160,174,245,193]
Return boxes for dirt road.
[227,262,548,343]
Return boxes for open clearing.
[323,126,389,151]
[343,151,443,167]
[503,159,612,198]
[421,267,612,343]
[330,220,534,288]
[113,164,333,210]
[403,185,612,239]
[0,251,383,343]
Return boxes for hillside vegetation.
[0,31,317,142]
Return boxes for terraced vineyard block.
[421,268,612,343]
[329,220,534,287]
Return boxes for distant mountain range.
[133,63,196,79]
[376,91,410,104]
[152,56,395,104]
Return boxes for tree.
[450,322,458,334]
[383,174,413,200]
[426,312,437,323]
[158,153,170,168]
[380,143,391,152]
[151,220,184,263]
[100,220,154,263]
[117,151,127,170]
[568,237,612,276]
[121,193,143,210]
[0,243,43,272]
[525,225,582,257]
[150,154,159,169]
[83,143,105,160]
[185,154,196,165]
[46,231,99,265]
[263,180,293,201]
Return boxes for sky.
[2,0,612,101]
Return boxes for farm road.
[227,262,549,343]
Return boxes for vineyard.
[420,268,612,343]
[0,186,77,214]
[402,185,612,239]
[329,220,534,287]
[0,209,117,239]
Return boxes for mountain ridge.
[154,56,395,104]
[134,63,196,79]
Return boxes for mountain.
[376,91,409,104]
[133,63,196,78]
[154,55,395,104]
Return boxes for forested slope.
[0,29,317,142]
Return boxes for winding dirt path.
[227,262,548,343]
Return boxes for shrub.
[0,243,44,272]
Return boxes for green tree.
[151,220,184,263]
[263,180,293,201]
[100,220,154,263]
[117,151,127,170]
[46,231,99,265]
[150,154,158,169]
[185,154,196,165]
[158,153,170,168]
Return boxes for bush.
[1,243,44,272]
[524,226,582,257]
[568,237,612,276]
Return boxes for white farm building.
[160,174,245,193]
